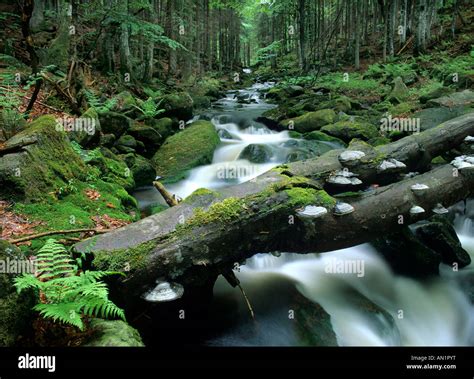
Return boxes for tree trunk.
[75,113,474,300]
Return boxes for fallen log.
[9,228,112,244]
[74,113,474,300]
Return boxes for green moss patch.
[152,120,220,183]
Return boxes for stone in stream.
[413,217,471,268]
[158,92,194,121]
[238,144,273,163]
[280,109,336,133]
[142,280,184,303]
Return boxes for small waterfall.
[207,201,474,347]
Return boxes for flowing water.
[136,82,474,347]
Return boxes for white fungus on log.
[410,205,425,215]
[142,280,184,303]
[296,205,328,219]
[432,203,449,215]
[339,151,366,163]
[333,202,355,216]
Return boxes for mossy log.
[74,113,474,301]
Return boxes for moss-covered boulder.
[159,92,194,121]
[426,89,474,108]
[387,76,409,104]
[128,124,163,154]
[148,117,174,142]
[321,120,379,143]
[317,96,352,113]
[121,154,156,187]
[83,319,144,347]
[87,148,136,191]
[0,115,88,201]
[419,86,454,104]
[281,109,336,133]
[0,240,35,346]
[113,91,138,114]
[304,130,347,146]
[98,112,133,138]
[152,120,220,182]
[68,108,101,148]
[414,107,471,131]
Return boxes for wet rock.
[292,292,338,346]
[412,217,471,268]
[100,133,116,147]
[238,144,273,163]
[372,228,442,278]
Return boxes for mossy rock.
[113,91,138,114]
[121,154,156,187]
[68,108,101,148]
[0,115,88,201]
[321,120,379,143]
[83,319,144,347]
[116,135,137,149]
[317,96,352,113]
[87,148,136,191]
[414,107,471,131]
[0,240,35,346]
[419,87,454,104]
[192,95,212,110]
[281,109,336,133]
[151,120,220,183]
[98,112,133,138]
[387,76,409,103]
[128,124,163,154]
[426,90,474,108]
[304,130,347,146]
[159,92,194,121]
[148,117,174,142]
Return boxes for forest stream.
[133,83,474,347]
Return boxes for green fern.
[133,97,164,119]
[14,239,125,331]
[84,90,118,113]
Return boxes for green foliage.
[84,90,118,114]
[255,40,282,63]
[133,97,165,119]
[56,179,78,200]
[14,239,125,331]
